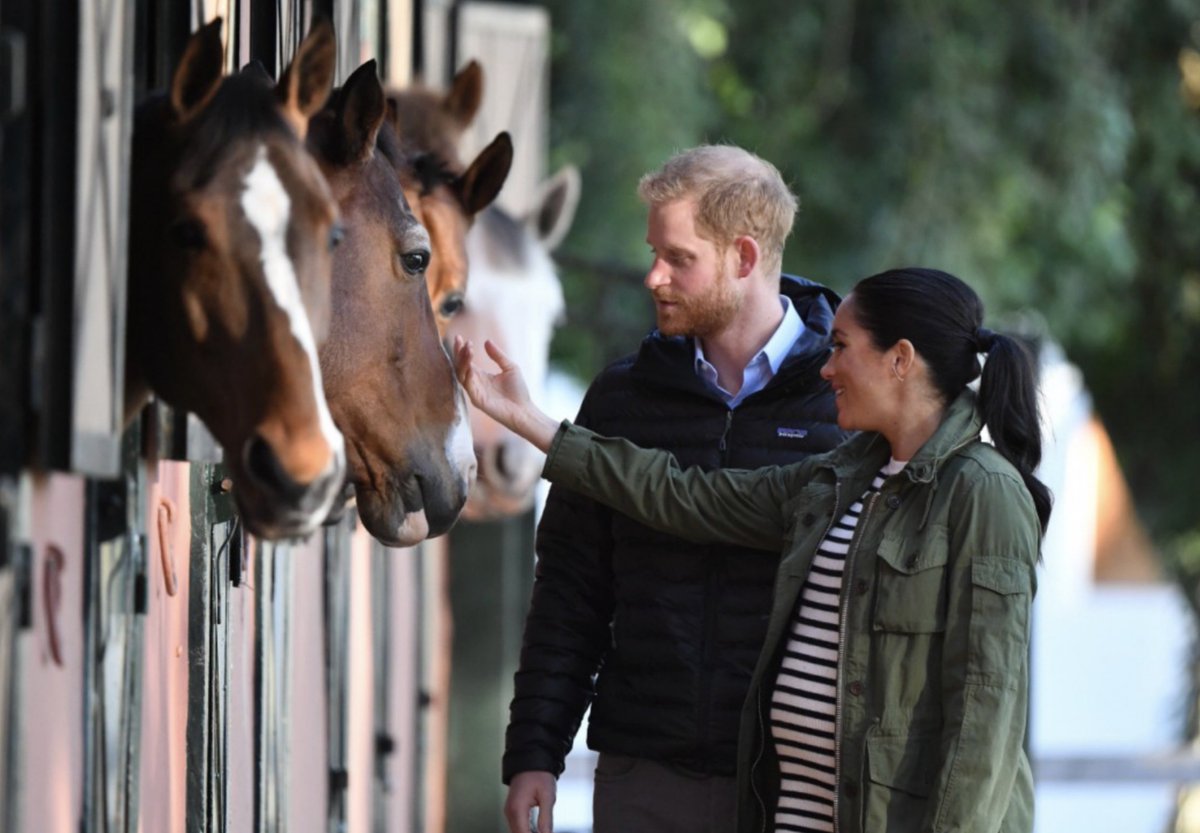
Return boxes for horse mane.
[373,119,405,170]
[407,150,460,197]
[137,72,297,189]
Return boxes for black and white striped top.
[769,459,906,833]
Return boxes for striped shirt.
[770,459,906,832]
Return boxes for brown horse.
[127,19,345,540]
[386,61,513,335]
[305,61,474,545]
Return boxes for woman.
[455,267,1049,833]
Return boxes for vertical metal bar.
[249,0,276,73]
[371,545,392,832]
[30,0,79,471]
[0,0,32,475]
[185,465,213,833]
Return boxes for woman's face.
[820,294,898,433]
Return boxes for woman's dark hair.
[850,267,1053,535]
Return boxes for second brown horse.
[306,61,474,545]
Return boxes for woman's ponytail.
[977,333,1053,535]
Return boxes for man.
[502,145,846,833]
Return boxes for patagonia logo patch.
[777,427,809,439]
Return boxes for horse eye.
[328,224,345,251]
[439,292,465,318]
[400,249,430,276]
[171,218,208,251]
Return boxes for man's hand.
[504,770,556,833]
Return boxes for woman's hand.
[453,336,560,453]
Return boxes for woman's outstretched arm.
[454,336,802,551]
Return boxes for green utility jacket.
[543,390,1038,833]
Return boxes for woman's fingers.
[452,336,475,388]
[483,338,516,372]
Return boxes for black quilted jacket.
[501,275,847,782]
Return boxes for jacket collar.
[903,389,984,482]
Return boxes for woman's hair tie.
[975,327,997,353]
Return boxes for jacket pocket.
[873,524,949,634]
[863,733,936,832]
[967,557,1032,689]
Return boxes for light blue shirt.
[694,295,806,408]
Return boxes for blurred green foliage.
[533,0,1200,558]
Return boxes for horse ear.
[442,60,483,128]
[170,18,225,122]
[455,131,512,216]
[277,18,336,138]
[528,165,581,252]
[338,60,385,163]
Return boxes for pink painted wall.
[384,547,421,831]
[20,473,86,833]
[137,460,192,833]
[347,524,374,832]
[288,534,329,833]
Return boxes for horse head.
[305,61,475,545]
[127,18,345,539]
[450,166,580,520]
[385,61,513,336]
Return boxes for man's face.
[644,198,743,338]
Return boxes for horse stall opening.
[0,0,478,832]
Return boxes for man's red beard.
[653,265,743,339]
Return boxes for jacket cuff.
[541,420,588,487]
[502,752,565,785]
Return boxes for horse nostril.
[494,443,513,479]
[243,434,306,501]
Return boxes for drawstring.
[916,471,938,532]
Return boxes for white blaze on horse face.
[240,145,345,463]
[448,385,477,488]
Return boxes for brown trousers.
[591,753,738,833]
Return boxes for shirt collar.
[693,295,807,406]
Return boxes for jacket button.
[843,780,858,798]
[802,512,816,526]
[886,495,901,509]
[855,579,868,595]
[905,554,919,569]
[848,681,863,696]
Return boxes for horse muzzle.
[355,466,472,547]
[232,434,347,540]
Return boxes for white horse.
[450,165,580,520]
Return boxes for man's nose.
[644,260,668,290]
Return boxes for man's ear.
[732,235,760,279]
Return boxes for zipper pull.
[718,410,733,452]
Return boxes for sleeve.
[542,422,811,552]
[926,470,1040,831]
[501,391,617,783]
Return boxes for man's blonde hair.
[637,145,799,276]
